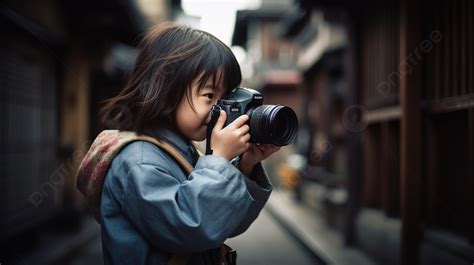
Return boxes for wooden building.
[0,0,176,248]
[234,0,474,264]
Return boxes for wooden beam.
[424,115,438,230]
[344,10,362,246]
[469,108,474,244]
[381,121,400,217]
[399,0,423,263]
[428,94,474,113]
[363,125,381,209]
[364,106,401,124]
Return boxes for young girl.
[76,22,280,264]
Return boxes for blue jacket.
[99,129,273,264]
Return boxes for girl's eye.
[204,93,214,100]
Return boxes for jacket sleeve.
[113,148,255,253]
[228,159,273,237]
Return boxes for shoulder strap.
[134,135,193,175]
[139,136,231,265]
[133,135,192,265]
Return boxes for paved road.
[226,208,315,265]
[67,234,103,265]
[66,207,315,265]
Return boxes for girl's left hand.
[240,144,280,177]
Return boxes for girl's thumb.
[213,110,227,131]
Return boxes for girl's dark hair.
[100,22,242,134]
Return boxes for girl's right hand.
[211,110,250,160]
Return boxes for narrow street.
[64,207,315,265]
[4,1,472,264]
[226,209,315,265]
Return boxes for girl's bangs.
[221,49,242,96]
[196,40,242,96]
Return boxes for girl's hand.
[211,111,250,160]
[240,144,280,177]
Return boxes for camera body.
[217,87,264,127]
[207,87,298,148]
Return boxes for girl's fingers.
[240,125,250,134]
[243,143,251,153]
[213,111,227,131]
[243,133,251,142]
[230,115,249,129]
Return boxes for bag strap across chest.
[133,135,193,265]
[128,134,230,265]
[134,134,194,174]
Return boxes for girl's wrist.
[240,161,257,178]
[212,150,230,161]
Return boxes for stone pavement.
[4,189,377,265]
[226,209,316,265]
[265,189,377,265]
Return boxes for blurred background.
[1,0,473,264]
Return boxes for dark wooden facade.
[286,0,474,264]
[0,0,146,245]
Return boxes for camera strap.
[206,105,222,155]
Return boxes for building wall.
[1,1,64,240]
[0,0,172,242]
[354,0,474,264]
[272,0,474,263]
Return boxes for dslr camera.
[207,87,298,153]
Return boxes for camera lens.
[249,105,298,146]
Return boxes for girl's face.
[175,75,224,141]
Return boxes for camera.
[207,87,298,148]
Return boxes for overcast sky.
[181,0,261,46]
